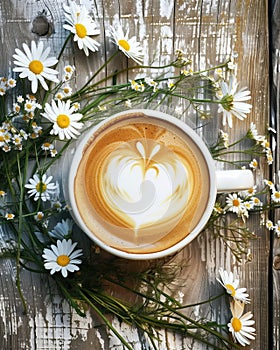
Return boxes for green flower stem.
[0,95,6,118]
[213,148,264,158]
[56,34,72,66]
[16,152,28,314]
[3,157,16,197]
[82,288,212,349]
[74,50,120,97]
[71,59,227,104]
[213,159,253,167]
[191,60,230,76]
[78,288,134,350]
[42,138,72,173]
[103,277,238,349]
[169,92,222,104]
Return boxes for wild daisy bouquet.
[0,1,278,349]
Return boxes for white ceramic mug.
[67,109,254,260]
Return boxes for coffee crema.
[74,112,210,254]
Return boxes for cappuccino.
[74,112,210,254]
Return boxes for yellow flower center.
[75,23,87,38]
[25,103,33,110]
[222,95,234,111]
[275,192,280,199]
[225,284,236,296]
[29,60,44,74]
[118,39,130,51]
[56,254,70,267]
[232,199,240,207]
[37,213,44,220]
[57,114,70,128]
[43,142,51,148]
[36,181,47,193]
[231,317,242,332]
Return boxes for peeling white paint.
[26,295,93,349]
[96,329,106,350]
[159,0,174,19]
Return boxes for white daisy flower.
[42,239,83,278]
[13,103,21,114]
[0,190,6,198]
[271,189,280,203]
[274,221,280,237]
[49,218,74,240]
[24,100,37,113]
[225,193,246,215]
[5,213,15,220]
[41,142,54,151]
[7,78,16,88]
[144,77,158,91]
[228,300,256,346]
[50,148,58,157]
[129,79,145,92]
[266,220,275,231]
[124,99,132,108]
[52,200,63,211]
[25,173,57,202]
[217,268,250,303]
[0,86,6,96]
[34,211,44,221]
[55,92,64,100]
[41,99,83,140]
[244,201,254,211]
[247,123,258,139]
[13,41,59,93]
[19,129,28,140]
[238,185,257,198]
[217,75,252,128]
[17,95,24,103]
[264,179,275,190]
[249,159,258,170]
[72,102,80,111]
[219,129,229,148]
[107,25,144,64]
[62,85,72,96]
[64,64,75,76]
[63,2,100,56]
[250,196,263,207]
[12,134,22,146]
[266,150,273,165]
[167,78,175,89]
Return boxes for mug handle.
[216,169,254,193]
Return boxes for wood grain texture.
[0,0,271,349]
[271,0,280,349]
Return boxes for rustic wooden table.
[0,0,278,349]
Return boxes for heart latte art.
[74,113,210,254]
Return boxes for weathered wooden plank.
[271,0,280,349]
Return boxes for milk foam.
[98,139,189,231]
